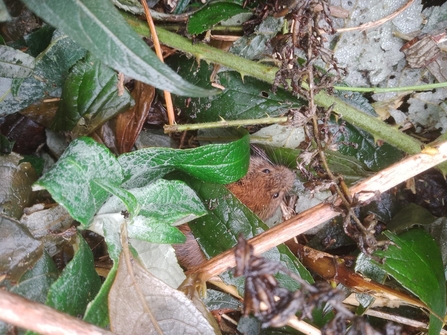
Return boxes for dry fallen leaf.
[109,253,219,335]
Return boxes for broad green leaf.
[93,179,207,244]
[84,261,118,328]
[94,178,139,217]
[187,2,250,34]
[333,119,404,171]
[354,253,387,313]
[0,216,42,282]
[23,25,56,57]
[0,30,86,116]
[52,54,133,134]
[129,216,186,244]
[168,56,305,122]
[132,179,207,227]
[46,233,101,317]
[119,130,250,188]
[331,91,403,170]
[257,145,371,186]
[387,203,437,233]
[33,137,124,227]
[21,0,218,97]
[0,45,35,78]
[11,251,58,301]
[183,177,314,291]
[373,229,446,335]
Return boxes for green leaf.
[187,2,250,34]
[84,262,118,327]
[46,233,101,317]
[119,129,250,188]
[386,203,437,234]
[373,229,446,335]
[0,216,42,282]
[168,56,305,122]
[52,54,133,134]
[0,30,87,116]
[0,45,35,78]
[33,137,124,227]
[129,216,186,244]
[258,145,371,186]
[330,91,404,171]
[23,25,56,57]
[5,251,58,303]
[93,179,207,244]
[94,178,139,217]
[21,0,218,97]
[133,179,207,226]
[183,177,314,291]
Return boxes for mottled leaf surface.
[33,137,124,226]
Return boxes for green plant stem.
[123,12,422,155]
[164,116,288,132]
[334,82,447,93]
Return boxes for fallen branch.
[189,140,447,278]
[0,289,113,335]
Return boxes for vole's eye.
[272,193,279,198]
[262,168,271,173]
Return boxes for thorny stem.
[122,12,424,155]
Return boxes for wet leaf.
[188,2,249,35]
[0,153,37,219]
[373,229,446,335]
[33,137,124,227]
[116,81,155,154]
[46,233,101,317]
[0,216,42,282]
[6,251,58,303]
[387,203,437,233]
[109,253,218,334]
[21,0,219,97]
[0,252,58,333]
[326,90,404,170]
[119,129,250,188]
[168,56,305,122]
[0,30,87,116]
[52,53,134,134]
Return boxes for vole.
[174,156,296,270]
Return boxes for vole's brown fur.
[174,156,296,270]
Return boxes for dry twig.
[189,140,447,278]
